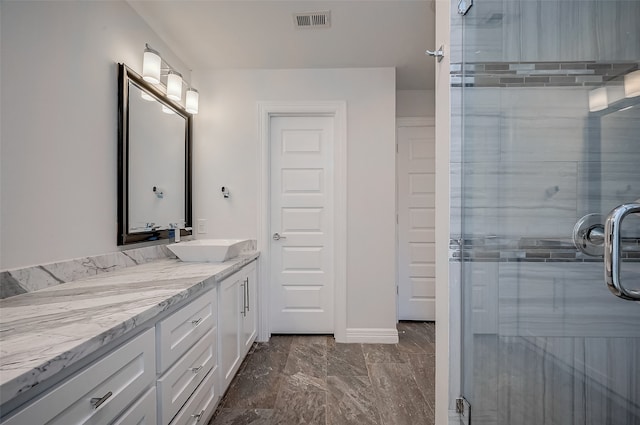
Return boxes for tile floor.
[208,321,435,425]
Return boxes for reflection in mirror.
[118,64,192,245]
[128,82,186,233]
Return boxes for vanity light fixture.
[589,87,608,112]
[166,70,183,101]
[185,88,199,114]
[624,70,640,98]
[141,43,199,114]
[142,46,161,84]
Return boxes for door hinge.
[456,397,471,425]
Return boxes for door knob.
[273,233,287,241]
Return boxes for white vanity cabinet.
[219,260,258,393]
[0,328,156,425]
[156,290,218,425]
[0,257,259,425]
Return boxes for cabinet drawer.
[169,367,218,425]
[157,290,215,373]
[111,386,157,425]
[157,328,216,425]
[2,328,155,425]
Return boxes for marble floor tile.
[362,343,408,364]
[209,322,435,425]
[283,338,328,380]
[221,337,292,409]
[397,321,436,354]
[368,362,434,425]
[327,375,381,425]
[406,353,436,414]
[327,339,368,377]
[209,408,275,425]
[273,380,327,425]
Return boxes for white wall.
[192,68,397,332]
[396,90,435,117]
[0,1,190,269]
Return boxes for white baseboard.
[345,328,399,344]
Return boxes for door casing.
[257,101,348,343]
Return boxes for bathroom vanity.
[0,253,259,425]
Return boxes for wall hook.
[221,186,230,198]
[153,186,164,198]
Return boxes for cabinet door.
[218,272,241,393]
[241,261,258,357]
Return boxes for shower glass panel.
[454,0,640,423]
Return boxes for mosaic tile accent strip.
[451,61,640,88]
[449,236,640,263]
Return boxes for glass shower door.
[454,0,640,423]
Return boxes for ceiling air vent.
[293,11,331,29]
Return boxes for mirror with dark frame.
[117,63,192,245]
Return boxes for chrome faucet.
[169,222,182,242]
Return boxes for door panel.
[270,116,334,333]
[398,124,436,320]
[455,0,640,422]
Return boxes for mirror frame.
[117,63,193,245]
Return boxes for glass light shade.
[161,105,175,115]
[142,48,161,84]
[167,71,183,101]
[140,91,155,102]
[606,86,625,104]
[624,70,640,98]
[589,87,608,112]
[186,88,199,114]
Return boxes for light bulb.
[142,46,161,84]
[167,71,183,101]
[186,88,199,114]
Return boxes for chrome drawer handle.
[191,317,202,326]
[191,409,205,422]
[90,391,112,409]
[190,365,203,373]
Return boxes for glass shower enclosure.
[451,0,640,423]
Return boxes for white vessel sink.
[168,239,252,262]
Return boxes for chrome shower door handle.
[604,203,640,301]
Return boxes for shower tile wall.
[450,0,640,64]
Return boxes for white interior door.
[270,116,334,333]
[397,123,436,320]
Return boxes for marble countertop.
[0,253,259,406]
